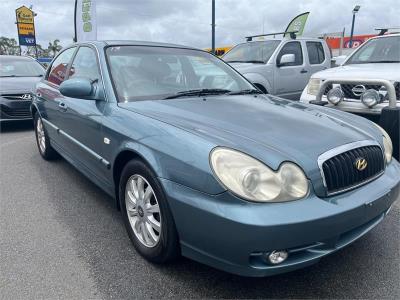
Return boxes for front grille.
[323,82,400,100]
[0,106,31,118]
[321,145,385,195]
[1,93,32,101]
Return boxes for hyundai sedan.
[31,41,400,277]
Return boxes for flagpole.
[73,0,78,42]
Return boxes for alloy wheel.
[36,118,46,154]
[125,174,161,248]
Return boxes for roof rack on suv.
[245,31,298,42]
[375,27,400,35]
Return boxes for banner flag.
[75,0,97,42]
[284,12,310,37]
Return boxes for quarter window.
[47,47,76,85]
[277,42,303,66]
[69,47,100,81]
[306,42,325,64]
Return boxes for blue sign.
[18,35,36,46]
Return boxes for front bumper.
[161,160,400,277]
[300,88,400,115]
[0,99,32,121]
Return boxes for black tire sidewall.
[119,159,179,263]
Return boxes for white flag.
[75,0,97,42]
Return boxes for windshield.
[345,36,400,64]
[222,40,281,63]
[0,57,44,77]
[106,46,254,102]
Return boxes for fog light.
[361,89,380,108]
[267,250,288,264]
[327,87,344,105]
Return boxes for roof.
[75,40,200,50]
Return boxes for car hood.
[0,77,42,94]
[228,62,267,73]
[119,95,381,191]
[312,63,400,81]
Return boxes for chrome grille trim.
[317,140,385,196]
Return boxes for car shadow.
[0,120,33,133]
[31,153,400,299]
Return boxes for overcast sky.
[0,0,398,49]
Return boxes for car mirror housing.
[278,54,295,67]
[59,77,94,99]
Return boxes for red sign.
[326,34,377,49]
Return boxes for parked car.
[222,34,331,100]
[300,33,400,160]
[32,41,399,277]
[0,55,45,122]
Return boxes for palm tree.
[47,39,62,57]
[0,37,19,55]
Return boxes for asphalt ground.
[1,121,399,299]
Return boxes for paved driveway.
[1,122,399,299]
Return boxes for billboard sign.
[16,6,36,46]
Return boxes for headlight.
[374,124,393,163]
[210,147,309,202]
[307,78,321,96]
[326,87,344,105]
[361,89,380,108]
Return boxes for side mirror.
[278,54,295,67]
[59,77,93,98]
[331,55,347,66]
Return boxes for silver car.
[223,36,331,100]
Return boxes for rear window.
[306,42,325,64]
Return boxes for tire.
[34,113,58,160]
[119,159,180,263]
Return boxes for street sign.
[15,6,36,46]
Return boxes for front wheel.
[34,113,58,160]
[119,159,180,263]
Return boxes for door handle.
[58,102,68,111]
[300,69,308,74]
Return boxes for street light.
[349,5,361,48]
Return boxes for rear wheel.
[119,159,180,263]
[34,113,58,160]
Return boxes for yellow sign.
[17,23,35,35]
[16,6,34,24]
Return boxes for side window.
[277,42,303,66]
[47,47,76,85]
[306,42,325,64]
[69,47,100,81]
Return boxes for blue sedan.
[31,41,400,277]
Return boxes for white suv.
[300,34,400,113]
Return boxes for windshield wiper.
[163,88,231,99]
[368,60,399,63]
[227,89,263,95]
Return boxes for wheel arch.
[112,148,159,210]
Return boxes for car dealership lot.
[1,122,399,299]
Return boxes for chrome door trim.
[42,118,110,169]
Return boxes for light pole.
[349,5,360,48]
[211,0,215,54]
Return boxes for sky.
[0,0,398,49]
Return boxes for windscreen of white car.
[223,40,281,64]
[0,57,44,77]
[106,46,257,102]
[345,36,400,64]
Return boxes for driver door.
[274,41,309,100]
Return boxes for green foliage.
[0,37,63,57]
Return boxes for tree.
[47,39,62,57]
[0,37,20,55]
